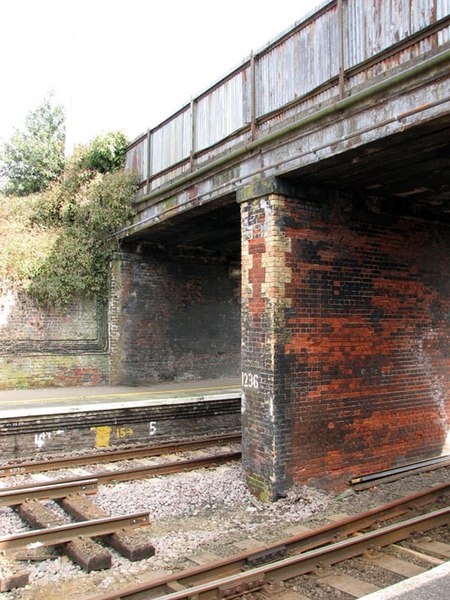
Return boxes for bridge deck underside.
[289,114,450,216]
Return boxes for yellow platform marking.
[0,385,241,407]
[91,426,112,448]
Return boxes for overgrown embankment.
[1,133,138,307]
[0,192,59,297]
[0,130,138,389]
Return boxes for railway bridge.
[115,0,450,498]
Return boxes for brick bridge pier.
[117,0,450,497]
[237,178,448,497]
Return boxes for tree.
[0,95,65,196]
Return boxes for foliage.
[0,193,59,296]
[28,168,138,307]
[83,131,128,173]
[1,130,137,306]
[28,130,130,219]
[0,96,65,196]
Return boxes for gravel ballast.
[0,456,448,600]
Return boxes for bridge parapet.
[126,0,450,202]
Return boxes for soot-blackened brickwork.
[110,250,241,384]
[0,397,241,459]
[241,186,449,497]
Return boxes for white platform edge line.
[0,392,243,420]
[359,562,450,599]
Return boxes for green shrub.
[2,130,137,306]
[83,131,128,173]
[28,169,138,306]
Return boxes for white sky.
[0,0,320,153]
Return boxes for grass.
[0,193,59,295]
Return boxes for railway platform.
[0,378,242,459]
[362,561,450,599]
[0,377,241,418]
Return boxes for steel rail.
[0,478,98,506]
[351,456,450,490]
[152,507,450,600]
[0,511,150,551]
[351,455,450,484]
[3,450,241,490]
[0,434,241,478]
[86,482,450,600]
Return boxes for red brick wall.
[241,188,449,496]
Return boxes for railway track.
[0,436,242,591]
[1,449,241,490]
[0,438,447,597]
[0,433,241,477]
[0,511,150,552]
[83,482,450,600]
[0,476,154,589]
